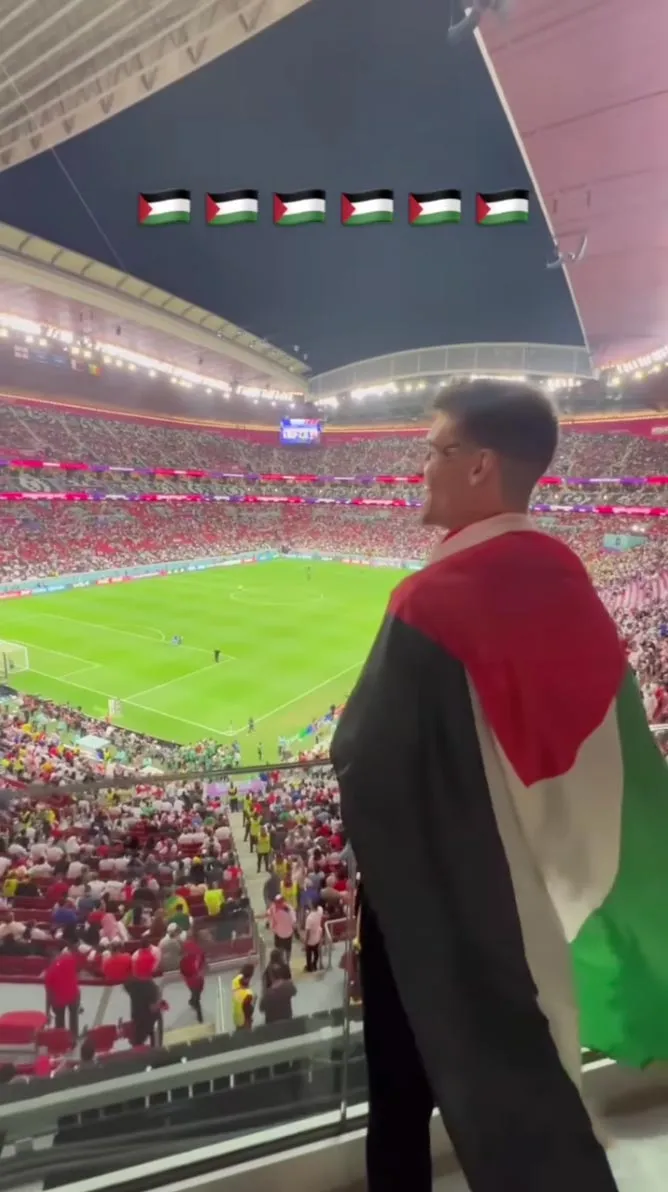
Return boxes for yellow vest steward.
[249,817,261,839]
[257,834,271,854]
[232,986,251,1028]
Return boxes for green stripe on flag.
[413,212,461,225]
[210,211,258,225]
[345,212,393,225]
[278,212,325,225]
[572,666,668,1066]
[143,212,190,225]
[480,212,528,226]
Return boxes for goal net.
[0,642,29,681]
[108,698,122,719]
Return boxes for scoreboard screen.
[279,418,322,446]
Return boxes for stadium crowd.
[0,685,350,1071]
[3,398,668,476]
[4,465,668,507]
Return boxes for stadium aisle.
[228,808,268,918]
[228,807,347,1012]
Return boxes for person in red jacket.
[45,943,81,1037]
[102,941,133,985]
[180,935,206,1024]
[131,939,160,979]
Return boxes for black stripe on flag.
[208,189,259,203]
[344,189,394,203]
[274,189,326,203]
[411,189,462,202]
[477,189,530,203]
[140,189,191,203]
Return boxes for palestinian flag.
[409,190,462,225]
[341,190,394,226]
[206,190,259,225]
[333,513,668,1176]
[138,190,191,225]
[476,189,530,225]
[273,190,326,225]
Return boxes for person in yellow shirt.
[242,794,253,841]
[231,963,255,1031]
[248,814,261,854]
[256,826,272,874]
[203,883,225,916]
[2,873,18,898]
[281,873,298,911]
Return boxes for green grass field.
[0,562,405,757]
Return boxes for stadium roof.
[310,341,593,420]
[0,221,308,389]
[481,0,667,368]
[0,0,309,170]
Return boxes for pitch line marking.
[25,668,115,701]
[119,701,230,738]
[9,639,92,667]
[22,669,228,737]
[59,663,103,681]
[223,659,363,736]
[32,612,212,655]
[126,661,229,703]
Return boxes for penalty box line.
[222,659,364,737]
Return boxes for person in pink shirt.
[266,895,296,961]
[303,904,324,972]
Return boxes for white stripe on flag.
[486,198,529,217]
[282,198,326,216]
[216,198,258,216]
[419,198,461,216]
[350,198,393,216]
[147,198,190,216]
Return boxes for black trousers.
[188,983,204,1024]
[52,1001,79,1038]
[359,899,618,1192]
[274,933,292,959]
[305,943,320,972]
[256,851,271,872]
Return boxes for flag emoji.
[476,189,530,226]
[409,190,462,226]
[206,190,259,225]
[341,190,394,225]
[273,190,326,225]
[138,189,191,226]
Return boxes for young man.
[331,380,664,1191]
[213,649,221,663]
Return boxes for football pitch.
[0,562,406,758]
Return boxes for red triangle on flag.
[205,194,219,224]
[273,194,288,223]
[408,194,423,224]
[340,194,355,224]
[476,194,491,223]
[137,194,152,223]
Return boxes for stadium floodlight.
[0,643,29,682]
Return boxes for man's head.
[421,380,558,531]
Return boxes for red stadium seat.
[35,1027,75,1057]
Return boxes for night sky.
[0,0,582,374]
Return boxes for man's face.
[421,412,502,530]
[421,413,476,529]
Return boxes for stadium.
[0,1,667,1191]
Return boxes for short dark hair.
[433,379,558,496]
